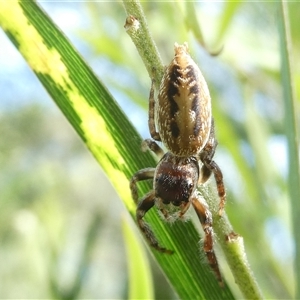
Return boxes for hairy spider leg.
[130,138,173,254]
[199,119,226,216]
[141,138,164,160]
[148,79,161,141]
[131,137,164,203]
[178,201,191,218]
[130,138,164,203]
[130,168,155,203]
[136,191,174,254]
[192,196,223,286]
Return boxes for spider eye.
[180,180,194,200]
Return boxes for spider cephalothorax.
[130,43,226,285]
[155,153,198,206]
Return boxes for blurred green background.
[0,2,299,299]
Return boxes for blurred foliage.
[0,1,299,299]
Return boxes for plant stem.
[122,0,164,88]
[202,186,263,300]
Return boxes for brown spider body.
[130,43,226,286]
[154,153,198,206]
[156,44,211,156]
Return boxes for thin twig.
[202,185,263,299]
[123,0,164,88]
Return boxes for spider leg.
[148,79,161,141]
[192,195,223,286]
[179,201,191,219]
[137,191,173,254]
[155,199,171,220]
[130,168,155,203]
[200,118,226,216]
[131,137,164,205]
[141,138,164,160]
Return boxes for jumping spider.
[130,43,226,285]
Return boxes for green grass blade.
[278,2,300,298]
[122,216,154,299]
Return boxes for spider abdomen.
[156,43,212,157]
